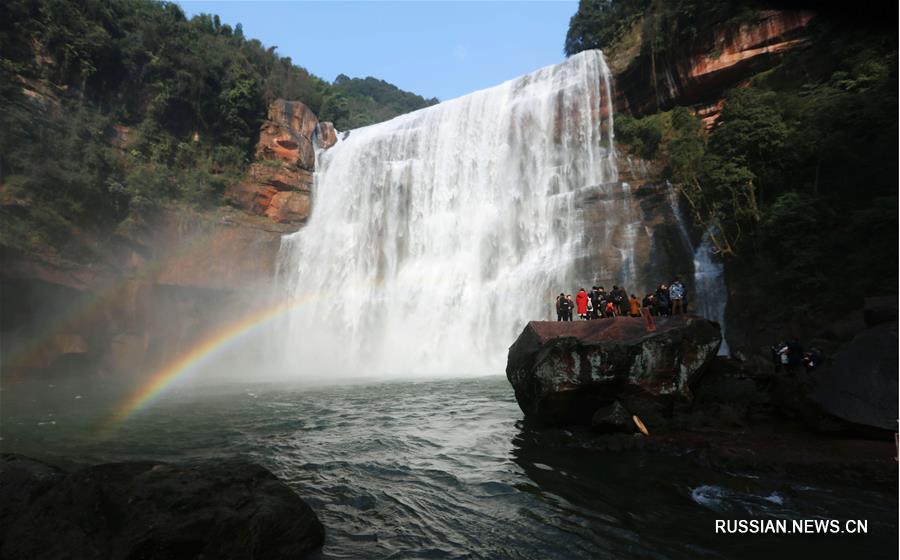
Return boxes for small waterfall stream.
[667,185,730,355]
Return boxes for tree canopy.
[0,0,436,257]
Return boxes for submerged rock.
[1,459,324,560]
[506,316,721,428]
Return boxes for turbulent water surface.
[2,376,895,559]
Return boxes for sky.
[177,1,579,101]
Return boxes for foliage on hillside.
[322,75,438,130]
[565,0,762,58]
[591,3,898,322]
[564,0,651,57]
[0,0,435,257]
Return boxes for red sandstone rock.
[255,100,318,171]
[264,191,311,224]
[227,100,320,223]
[615,9,815,118]
[248,163,313,192]
[317,121,338,150]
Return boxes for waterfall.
[692,233,730,356]
[667,184,730,356]
[276,50,622,377]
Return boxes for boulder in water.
[506,316,721,427]
[1,459,324,560]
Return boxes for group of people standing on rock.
[554,280,688,321]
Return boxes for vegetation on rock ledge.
[569,0,897,325]
[0,0,435,258]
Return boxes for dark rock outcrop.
[808,321,898,431]
[0,454,66,548]
[863,296,898,328]
[591,401,635,434]
[0,458,324,560]
[506,316,721,428]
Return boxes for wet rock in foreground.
[506,316,721,428]
[0,457,324,560]
[0,454,67,547]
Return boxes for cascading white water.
[693,233,730,356]
[276,50,622,377]
[667,184,730,356]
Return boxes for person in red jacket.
[575,288,589,320]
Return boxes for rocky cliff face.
[612,9,815,124]
[226,99,337,225]
[575,150,697,291]
[1,98,336,381]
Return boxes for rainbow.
[99,294,316,434]
[4,224,223,373]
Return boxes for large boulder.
[808,321,898,431]
[506,316,721,427]
[0,454,66,548]
[1,459,324,560]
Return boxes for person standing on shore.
[669,279,685,315]
[589,286,601,319]
[555,293,565,321]
[575,288,589,320]
[565,294,575,321]
[629,294,641,317]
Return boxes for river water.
[1,375,895,559]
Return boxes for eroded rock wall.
[613,9,815,124]
[226,99,330,225]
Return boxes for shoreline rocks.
[506,316,721,428]
[0,455,324,560]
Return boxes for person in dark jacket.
[655,284,671,316]
[565,294,575,321]
[596,287,608,317]
[589,286,601,319]
[642,293,655,315]
[803,348,823,372]
[610,285,624,317]
[786,337,804,373]
[555,293,565,321]
[616,286,630,316]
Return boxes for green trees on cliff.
[0,0,436,256]
[571,0,898,320]
[325,75,438,130]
